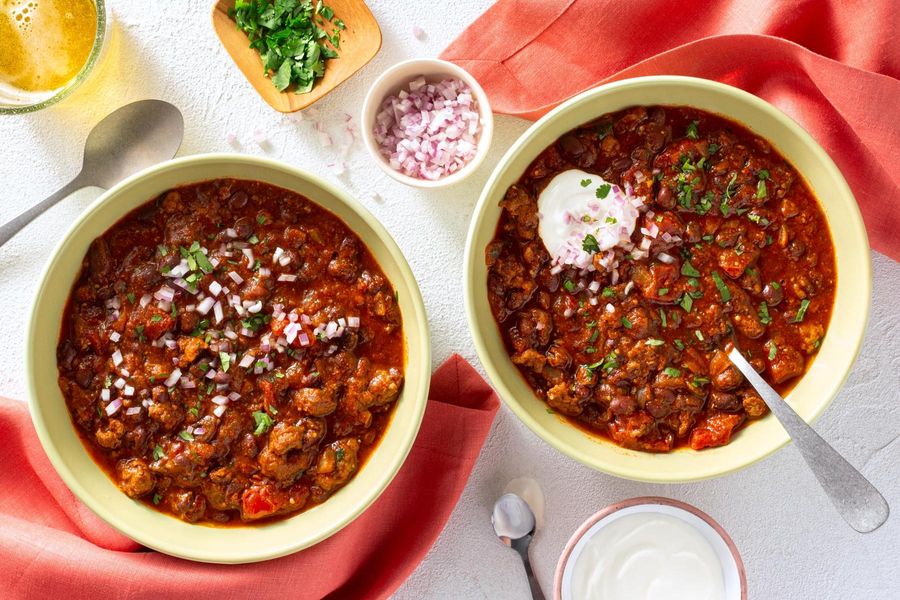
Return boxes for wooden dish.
[212,0,382,113]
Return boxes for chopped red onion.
[298,332,311,347]
[238,353,254,368]
[657,252,676,264]
[373,76,481,180]
[105,398,122,416]
[213,404,227,418]
[164,368,182,388]
[100,388,110,402]
[197,297,216,315]
[277,273,297,282]
[248,300,263,314]
[111,350,123,367]
[109,331,121,342]
[139,294,152,308]
[211,395,229,406]
[125,406,142,416]
[347,316,360,328]
[114,377,126,389]
[209,280,222,296]
[213,301,224,324]
[123,385,134,397]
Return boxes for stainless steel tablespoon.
[0,99,184,248]
[492,492,545,600]
[728,348,889,533]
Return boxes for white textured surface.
[2,2,898,598]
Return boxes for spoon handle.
[0,172,88,248]
[511,535,546,600]
[728,349,889,533]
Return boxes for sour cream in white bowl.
[554,497,747,600]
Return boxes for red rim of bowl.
[553,496,748,599]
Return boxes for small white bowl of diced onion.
[361,58,493,188]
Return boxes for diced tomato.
[689,412,744,450]
[241,486,278,520]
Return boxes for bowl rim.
[359,57,494,189]
[26,153,431,562]
[552,496,748,600]
[0,0,109,114]
[463,75,871,482]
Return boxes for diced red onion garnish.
[125,406,142,416]
[228,391,241,401]
[105,398,122,416]
[180,377,196,389]
[213,301,224,324]
[253,129,267,146]
[300,314,312,325]
[106,297,121,310]
[211,395,229,406]
[209,280,222,296]
[347,316,360,328]
[109,331,121,342]
[155,285,176,303]
[100,388,110,402]
[213,404,227,418]
[589,297,599,306]
[240,327,254,337]
[272,247,284,264]
[277,273,297,282]
[210,257,220,268]
[224,328,238,341]
[657,252,676,264]
[284,322,300,344]
[114,377,125,389]
[248,300,263,314]
[140,294,152,308]
[226,228,237,238]
[164,368,181,387]
[120,368,130,377]
[242,248,254,267]
[588,281,601,293]
[197,297,216,315]
[624,281,635,295]
[605,303,615,313]
[173,278,198,294]
[299,332,310,346]
[373,76,481,180]
[123,385,134,397]
[111,350,123,367]
[337,317,347,327]
[563,308,574,318]
[325,321,338,337]
[206,369,217,380]
[239,353,254,369]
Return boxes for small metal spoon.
[0,99,184,247]
[492,492,545,600]
[728,348,889,533]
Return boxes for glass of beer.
[0,0,108,114]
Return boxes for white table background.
[2,1,898,598]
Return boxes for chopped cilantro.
[681,261,701,278]
[582,234,600,254]
[563,279,576,293]
[756,179,768,199]
[135,325,146,342]
[658,287,669,296]
[659,308,667,328]
[645,338,664,346]
[694,330,704,342]
[663,367,681,377]
[153,444,164,461]
[256,213,267,225]
[605,216,618,224]
[679,293,694,313]
[596,184,612,199]
[748,213,770,226]
[150,314,163,323]
[219,351,231,372]
[686,120,699,139]
[621,316,633,329]
[252,410,275,436]
[794,299,811,322]
[674,339,685,350]
[758,302,772,325]
[230,0,342,95]
[768,342,778,360]
[152,493,162,505]
[711,271,731,302]
[580,178,592,187]
[178,430,194,442]
[126,292,136,304]
[602,286,615,298]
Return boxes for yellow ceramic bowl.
[27,154,431,563]
[464,76,870,482]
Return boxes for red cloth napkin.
[441,0,900,261]
[0,355,498,599]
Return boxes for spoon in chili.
[0,99,183,248]
[728,348,889,533]
[492,493,545,600]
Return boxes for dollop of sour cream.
[537,169,642,270]
[568,512,727,600]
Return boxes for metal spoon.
[492,492,545,600]
[0,99,184,247]
[728,348,889,533]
